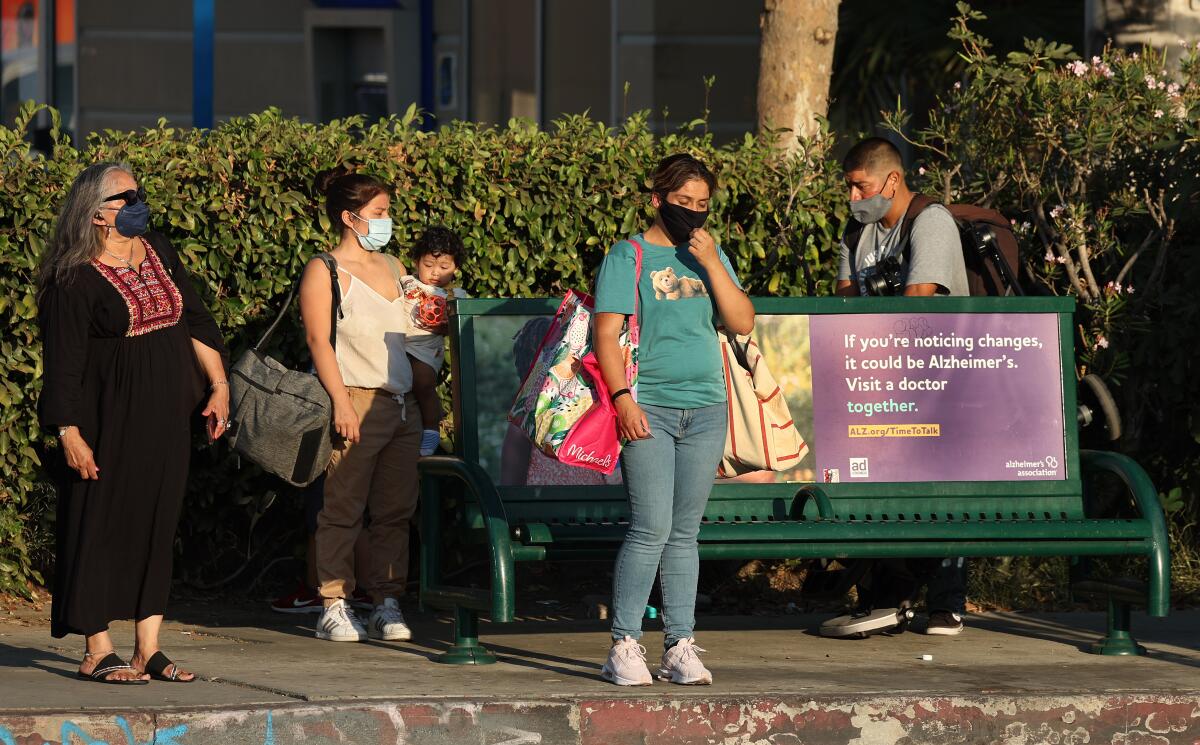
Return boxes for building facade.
[1,0,763,142]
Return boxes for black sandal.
[77,652,149,685]
[144,651,194,683]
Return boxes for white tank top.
[333,267,413,396]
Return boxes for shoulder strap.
[626,238,645,327]
[843,219,865,271]
[382,253,404,285]
[895,194,937,262]
[251,253,342,352]
[316,253,341,350]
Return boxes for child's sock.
[420,429,440,456]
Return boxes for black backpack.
[845,195,1023,296]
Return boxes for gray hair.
[38,161,132,297]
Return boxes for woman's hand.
[61,429,100,480]
[615,397,651,442]
[202,385,230,441]
[333,402,361,444]
[687,228,720,269]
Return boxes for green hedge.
[0,103,847,595]
[1,10,1197,595]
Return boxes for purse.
[717,330,809,477]
[228,254,343,486]
[509,241,643,474]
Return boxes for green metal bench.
[419,296,1170,664]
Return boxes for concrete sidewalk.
[0,601,1197,744]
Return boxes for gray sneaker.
[657,638,712,685]
[367,597,413,641]
[315,599,367,642]
[600,636,653,686]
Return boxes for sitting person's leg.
[924,557,967,635]
[409,354,442,456]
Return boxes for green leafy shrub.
[0,103,845,595]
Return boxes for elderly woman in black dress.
[37,163,228,684]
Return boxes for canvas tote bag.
[717,330,809,477]
[509,241,643,474]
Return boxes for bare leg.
[79,630,148,682]
[131,615,195,681]
[409,355,442,431]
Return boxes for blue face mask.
[351,213,393,251]
[113,200,150,237]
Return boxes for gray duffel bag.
[228,254,341,486]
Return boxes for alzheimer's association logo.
[849,457,869,478]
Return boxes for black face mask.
[658,200,709,245]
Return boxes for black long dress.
[38,231,226,638]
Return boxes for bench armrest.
[417,456,516,622]
[795,484,835,520]
[1080,449,1170,616]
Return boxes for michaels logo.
[565,444,613,469]
[849,457,869,478]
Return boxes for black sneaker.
[925,611,964,636]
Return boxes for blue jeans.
[611,402,727,647]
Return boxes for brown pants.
[317,388,421,603]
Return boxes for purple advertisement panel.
[810,313,1066,482]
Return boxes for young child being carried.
[400,226,469,456]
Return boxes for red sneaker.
[270,584,323,614]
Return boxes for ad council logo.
[849,457,869,478]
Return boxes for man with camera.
[835,137,968,298]
[831,137,969,636]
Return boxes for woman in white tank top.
[298,167,421,645]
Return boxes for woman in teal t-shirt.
[593,154,754,686]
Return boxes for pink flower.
[918,166,927,176]
[1050,205,1065,219]
[1154,109,1165,118]
[1092,56,1103,65]
[1055,256,1068,265]
[1044,251,1056,262]
[1067,60,1089,77]
[1167,82,1181,96]
[1094,335,1110,350]
[953,81,962,90]
[1145,74,1158,89]
[1132,52,1140,61]
[1125,285,1135,294]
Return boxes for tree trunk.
[757,0,840,154]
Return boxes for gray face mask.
[849,193,892,224]
[849,174,897,224]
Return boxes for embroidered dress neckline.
[91,241,183,336]
[337,267,402,304]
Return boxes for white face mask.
[351,213,393,251]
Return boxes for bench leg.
[437,606,498,665]
[1089,598,1146,656]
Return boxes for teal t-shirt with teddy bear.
[594,233,742,409]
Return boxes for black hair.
[313,166,388,229]
[410,225,466,267]
[842,137,904,175]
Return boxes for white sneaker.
[600,636,653,686]
[367,597,413,641]
[657,638,712,685]
[315,599,366,642]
